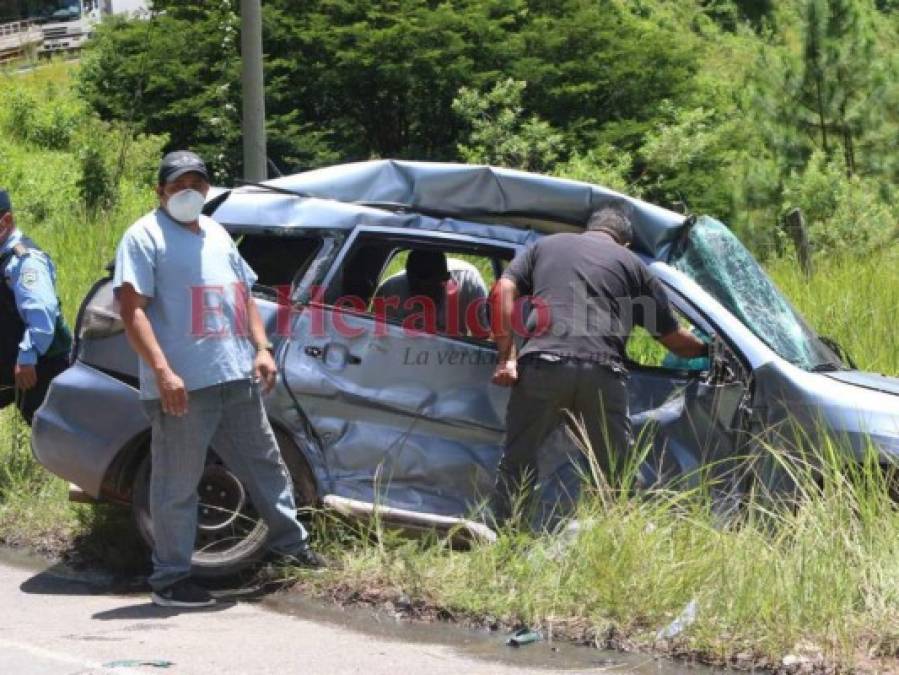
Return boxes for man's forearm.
[659,327,709,359]
[495,333,515,363]
[122,308,170,374]
[246,297,269,349]
[492,278,519,362]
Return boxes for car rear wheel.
[131,430,317,580]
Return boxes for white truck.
[37,0,147,56]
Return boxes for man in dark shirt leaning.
[490,205,708,524]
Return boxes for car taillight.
[78,279,124,339]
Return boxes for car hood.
[823,370,899,397]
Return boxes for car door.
[281,227,516,516]
[626,289,753,495]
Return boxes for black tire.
[131,428,318,580]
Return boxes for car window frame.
[650,281,753,380]
[316,225,520,350]
[624,299,711,376]
[225,225,331,297]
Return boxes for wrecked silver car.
[32,160,899,576]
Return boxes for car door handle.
[305,344,362,366]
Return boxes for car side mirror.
[819,335,856,370]
[706,333,737,385]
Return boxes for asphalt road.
[0,554,675,675]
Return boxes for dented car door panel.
[282,305,508,514]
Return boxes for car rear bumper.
[31,361,149,498]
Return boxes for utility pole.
[240,0,267,181]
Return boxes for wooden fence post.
[783,208,813,278]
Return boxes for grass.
[769,253,899,376]
[299,440,899,671]
[1,62,898,672]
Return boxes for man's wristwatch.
[255,341,275,353]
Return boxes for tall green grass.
[0,62,159,324]
[302,438,899,670]
[769,254,899,376]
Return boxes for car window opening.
[327,235,513,342]
[234,233,323,300]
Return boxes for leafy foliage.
[70,0,897,259]
[452,79,563,172]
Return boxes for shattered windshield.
[669,217,843,372]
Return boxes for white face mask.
[165,189,206,224]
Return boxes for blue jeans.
[141,379,308,590]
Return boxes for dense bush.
[0,63,164,319]
[2,87,82,150]
[781,152,898,255]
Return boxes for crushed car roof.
[212,160,688,258]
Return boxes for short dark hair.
[406,249,449,282]
[586,205,634,245]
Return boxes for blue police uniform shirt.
[113,209,259,400]
[1,228,62,366]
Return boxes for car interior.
[234,232,323,300]
[323,233,512,342]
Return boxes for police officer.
[490,205,709,524]
[0,189,72,425]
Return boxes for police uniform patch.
[21,269,38,289]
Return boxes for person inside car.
[373,250,489,337]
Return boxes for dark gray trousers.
[492,358,632,522]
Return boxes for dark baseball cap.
[157,151,209,185]
[0,189,11,212]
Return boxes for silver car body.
[32,160,899,515]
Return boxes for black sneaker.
[151,579,216,608]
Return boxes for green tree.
[795,0,879,176]
[510,0,701,154]
[263,0,524,162]
[452,78,563,172]
[78,0,710,180]
[77,6,243,181]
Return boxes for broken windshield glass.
[669,216,842,372]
